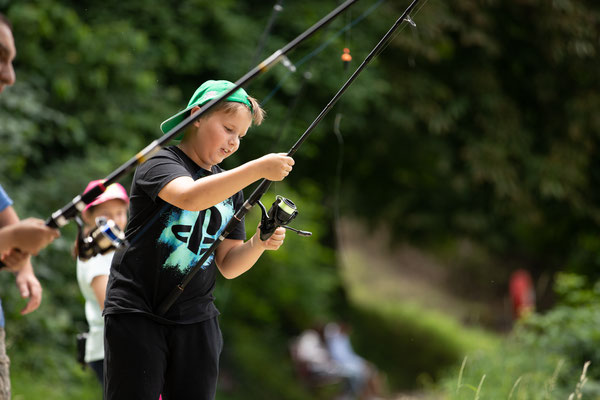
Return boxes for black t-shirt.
[104,146,246,324]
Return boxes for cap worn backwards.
[160,80,253,136]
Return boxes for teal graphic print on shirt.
[158,198,235,273]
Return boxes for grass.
[436,342,599,399]
[10,369,100,400]
[7,344,101,400]
[337,225,498,392]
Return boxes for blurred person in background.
[324,322,384,400]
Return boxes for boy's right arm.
[159,153,294,211]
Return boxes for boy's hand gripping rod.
[157,0,423,316]
[44,0,359,230]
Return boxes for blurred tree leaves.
[337,0,600,278]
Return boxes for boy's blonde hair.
[200,95,265,126]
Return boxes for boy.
[104,80,294,399]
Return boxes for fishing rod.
[0,0,359,270]
[44,0,359,230]
[250,0,285,68]
[157,0,423,316]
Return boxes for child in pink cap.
[74,180,129,393]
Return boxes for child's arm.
[215,227,286,279]
[159,154,294,211]
[91,275,109,311]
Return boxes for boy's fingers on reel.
[271,228,286,240]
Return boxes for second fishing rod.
[157,0,423,315]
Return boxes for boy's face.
[190,105,252,169]
[0,23,16,93]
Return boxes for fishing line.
[334,0,429,264]
[260,0,387,106]
[332,112,345,247]
[250,0,285,68]
[268,70,312,152]
[371,0,430,60]
[332,0,352,247]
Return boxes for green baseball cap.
[160,80,253,135]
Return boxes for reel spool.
[259,195,312,241]
[76,216,127,261]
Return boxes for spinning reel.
[258,195,312,241]
[75,216,127,261]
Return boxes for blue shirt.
[0,184,12,213]
[0,184,12,328]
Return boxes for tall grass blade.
[508,376,522,400]
[474,374,486,400]
[457,356,468,394]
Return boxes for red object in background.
[509,269,536,319]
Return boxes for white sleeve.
[80,252,114,285]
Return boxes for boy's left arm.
[215,227,286,279]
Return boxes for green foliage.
[338,0,600,278]
[0,81,84,181]
[438,273,600,399]
[553,272,600,307]
[9,343,101,400]
[518,273,600,382]
[348,299,496,390]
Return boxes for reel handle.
[282,225,312,237]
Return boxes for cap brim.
[160,105,194,135]
[83,184,129,214]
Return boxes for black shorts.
[104,313,223,400]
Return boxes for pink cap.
[83,179,129,215]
